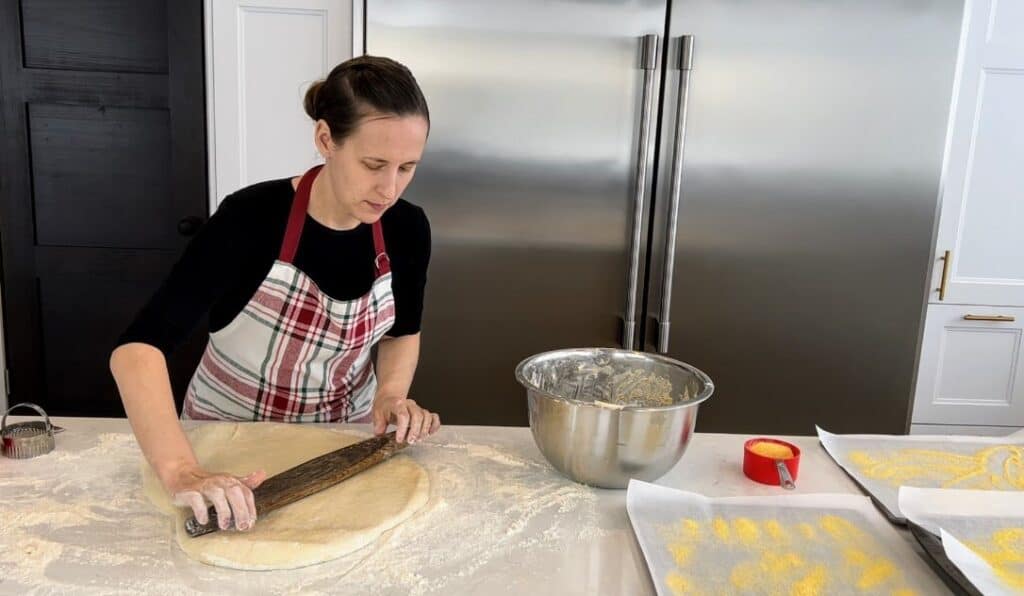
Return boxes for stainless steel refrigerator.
[366,0,965,433]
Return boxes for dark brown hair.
[303,55,430,143]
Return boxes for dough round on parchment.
[141,422,429,570]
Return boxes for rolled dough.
[141,422,429,570]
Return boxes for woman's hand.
[372,394,441,443]
[163,462,267,531]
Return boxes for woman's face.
[317,114,429,225]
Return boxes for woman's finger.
[372,406,389,436]
[240,471,262,526]
[419,408,433,440]
[243,485,257,528]
[225,484,252,530]
[204,486,233,530]
[393,405,411,443]
[430,413,441,434]
[241,470,267,490]
[175,491,209,525]
[407,404,425,443]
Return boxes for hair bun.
[303,80,324,120]
[301,56,430,142]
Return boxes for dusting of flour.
[0,426,608,595]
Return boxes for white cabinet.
[912,305,1024,426]
[911,0,1024,433]
[204,0,353,210]
[927,0,1024,307]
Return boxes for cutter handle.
[1,402,53,434]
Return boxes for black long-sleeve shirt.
[118,178,431,355]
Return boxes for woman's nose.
[378,171,398,200]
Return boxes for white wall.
[204,0,355,211]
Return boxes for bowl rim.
[514,347,715,412]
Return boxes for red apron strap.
[372,220,391,275]
[279,165,322,263]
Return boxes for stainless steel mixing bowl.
[515,348,714,489]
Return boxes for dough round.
[142,422,429,570]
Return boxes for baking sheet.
[817,427,1024,523]
[900,487,1024,596]
[626,480,949,595]
[906,520,982,596]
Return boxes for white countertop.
[0,417,945,595]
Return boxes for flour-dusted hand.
[166,464,266,531]
[372,395,441,444]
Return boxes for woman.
[111,56,440,533]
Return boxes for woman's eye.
[364,163,385,171]
[399,165,413,173]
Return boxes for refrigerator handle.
[656,35,695,354]
[623,34,661,350]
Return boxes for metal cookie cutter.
[2,402,65,459]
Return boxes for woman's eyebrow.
[364,156,420,165]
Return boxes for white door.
[205,0,353,209]
[912,304,1024,426]
[929,0,1024,307]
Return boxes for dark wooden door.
[0,1,209,416]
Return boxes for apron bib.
[183,165,395,422]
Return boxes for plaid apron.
[182,165,395,422]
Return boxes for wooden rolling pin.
[184,431,407,537]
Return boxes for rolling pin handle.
[185,508,221,537]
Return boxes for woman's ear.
[314,119,335,158]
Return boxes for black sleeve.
[387,206,431,337]
[116,193,251,356]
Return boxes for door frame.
[202,0,352,211]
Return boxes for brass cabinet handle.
[936,250,951,301]
[963,314,1016,322]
